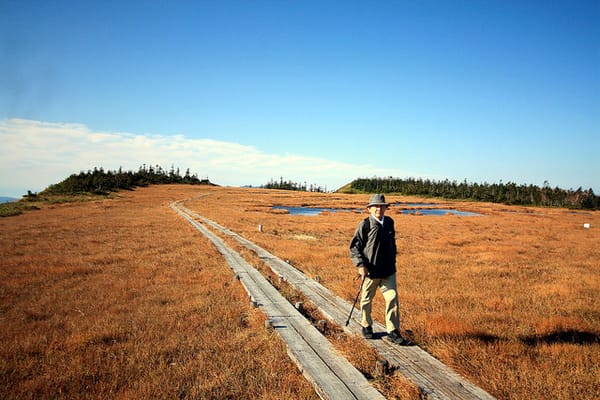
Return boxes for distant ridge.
[337,177,599,210]
[42,165,214,196]
[0,197,18,204]
[335,182,355,193]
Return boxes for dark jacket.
[349,215,397,279]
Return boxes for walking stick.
[345,275,366,326]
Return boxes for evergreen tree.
[42,165,210,195]
[346,177,599,210]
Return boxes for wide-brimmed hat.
[366,193,389,207]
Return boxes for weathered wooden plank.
[171,202,386,400]
[182,205,497,400]
[185,210,354,323]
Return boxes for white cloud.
[0,118,407,197]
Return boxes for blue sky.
[1,0,599,197]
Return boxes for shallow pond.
[399,209,481,216]
[272,206,357,216]
[272,205,481,216]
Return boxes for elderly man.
[349,193,411,345]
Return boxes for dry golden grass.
[2,185,599,399]
[185,187,600,400]
[0,186,318,399]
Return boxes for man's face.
[368,205,387,219]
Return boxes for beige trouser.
[360,273,400,333]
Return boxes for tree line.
[41,165,212,195]
[263,177,326,192]
[348,177,599,210]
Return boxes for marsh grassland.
[1,185,599,399]
[0,186,317,399]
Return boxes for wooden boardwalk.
[171,202,385,400]
[172,201,496,400]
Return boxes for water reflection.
[272,205,481,216]
[272,206,358,216]
[400,209,481,216]
[395,202,436,207]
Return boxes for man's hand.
[358,266,368,278]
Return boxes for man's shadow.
[520,329,600,346]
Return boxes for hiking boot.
[387,329,412,346]
[361,326,374,339]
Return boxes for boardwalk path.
[171,201,385,400]
[172,201,496,400]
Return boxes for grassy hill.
[338,177,600,209]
